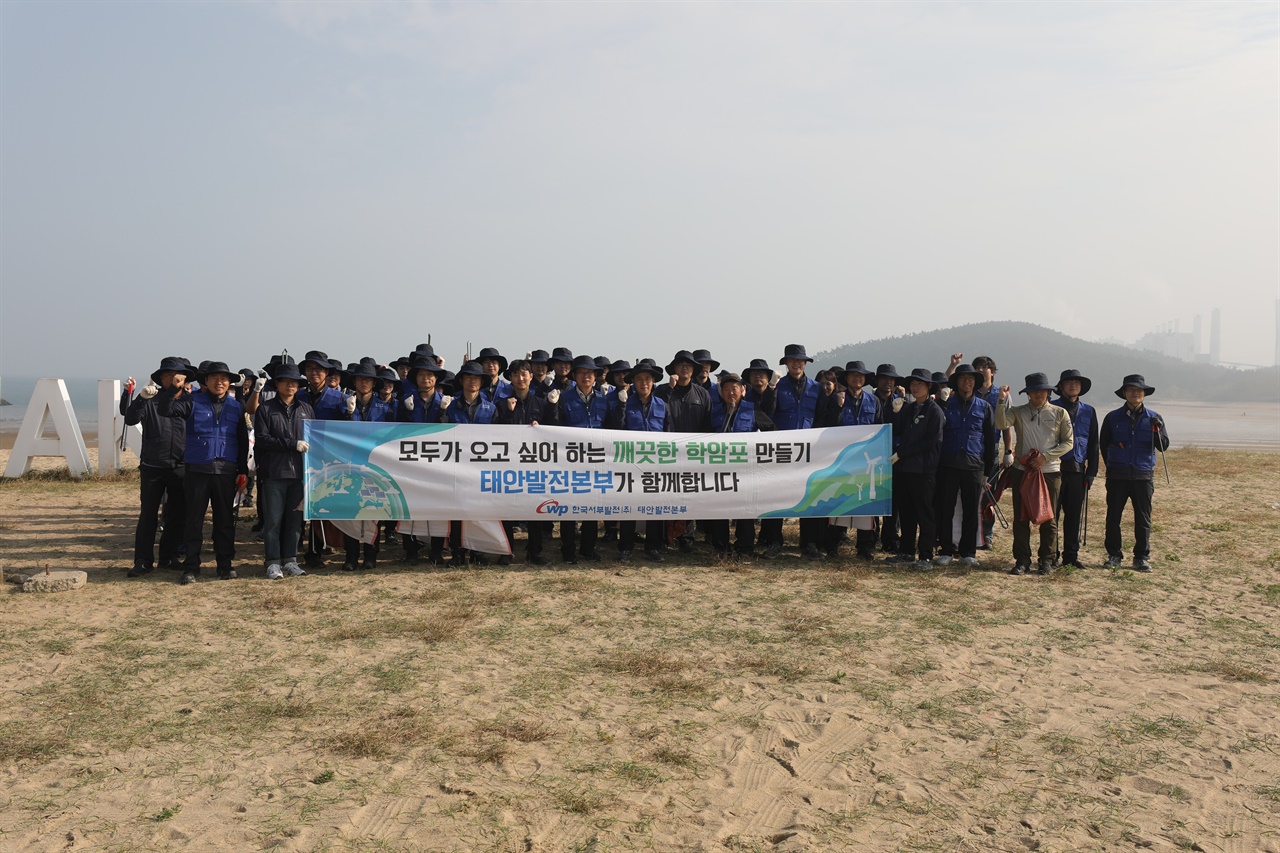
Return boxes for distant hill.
[813,321,1279,403]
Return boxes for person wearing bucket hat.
[816,360,883,560]
[656,351,713,554]
[995,373,1075,575]
[1099,374,1168,572]
[123,356,193,576]
[705,371,776,559]
[934,364,997,568]
[524,349,552,392]
[742,358,777,409]
[763,345,830,560]
[158,361,250,584]
[445,361,496,425]
[496,358,558,565]
[868,363,907,555]
[606,359,669,563]
[545,347,576,396]
[475,347,512,403]
[297,351,349,421]
[253,362,315,580]
[550,354,610,563]
[889,369,945,570]
[377,367,400,405]
[1050,369,1099,569]
[345,360,395,423]
[692,349,721,398]
[398,353,452,424]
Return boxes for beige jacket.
[995,398,1074,473]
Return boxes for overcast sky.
[2,0,1276,380]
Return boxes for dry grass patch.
[321,605,475,645]
[323,706,436,759]
[473,717,556,743]
[733,649,812,683]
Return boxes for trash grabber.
[1082,487,1089,547]
[1153,421,1171,485]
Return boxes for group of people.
[122,342,1168,585]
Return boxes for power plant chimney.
[1210,308,1221,365]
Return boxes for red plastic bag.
[1019,452,1053,525]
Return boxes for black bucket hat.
[548,347,574,366]
[607,360,633,383]
[407,353,447,384]
[345,360,380,382]
[593,356,612,373]
[627,359,664,383]
[299,350,332,373]
[569,354,602,375]
[948,363,983,391]
[1115,374,1155,398]
[742,358,776,383]
[455,360,493,388]
[666,350,700,373]
[874,363,902,381]
[904,368,935,388]
[195,361,236,383]
[377,367,399,386]
[931,371,949,388]
[272,363,305,384]
[528,349,551,365]
[476,347,508,372]
[692,349,721,371]
[779,344,813,364]
[150,356,192,384]
[1020,372,1057,394]
[837,360,875,385]
[413,343,435,358]
[1056,368,1092,396]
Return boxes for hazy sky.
[2,0,1276,380]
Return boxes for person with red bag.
[995,373,1074,576]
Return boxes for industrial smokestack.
[1193,314,1202,355]
[1210,308,1221,365]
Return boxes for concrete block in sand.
[22,570,88,593]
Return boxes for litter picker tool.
[1153,420,1170,484]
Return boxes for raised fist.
[140,382,160,399]
[440,395,454,410]
[404,395,415,412]
[345,394,357,414]
[834,390,846,408]
[546,389,561,405]
[998,385,1011,403]
[253,376,267,394]
[126,377,136,396]
[891,398,904,413]
[542,374,555,387]
[617,388,628,404]
[950,353,963,368]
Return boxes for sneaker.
[762,542,782,560]
[1062,559,1085,570]
[888,553,915,564]
[284,561,306,577]
[342,561,358,572]
[1009,563,1029,576]
[1132,557,1153,572]
[934,554,953,566]
[643,549,666,563]
[1105,555,1123,569]
[127,565,153,578]
[1035,559,1053,575]
[266,564,284,580]
[912,559,932,570]
[217,569,237,580]
[960,556,980,568]
[361,558,376,571]
[179,571,197,585]
[802,543,824,560]
[618,550,633,564]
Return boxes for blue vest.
[561,388,607,428]
[712,400,757,433]
[484,378,513,402]
[1052,398,1094,465]
[184,391,242,466]
[774,375,820,430]
[1104,406,1159,474]
[447,397,497,425]
[623,395,666,432]
[306,386,347,421]
[400,392,442,424]
[839,391,880,426]
[942,395,990,458]
[353,397,395,423]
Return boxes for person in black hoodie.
[497,359,558,565]
[124,356,191,576]
[253,363,315,580]
[890,369,944,569]
[656,350,713,554]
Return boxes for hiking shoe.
[960,556,980,568]
[1133,557,1153,572]
[342,561,358,572]
[304,552,324,569]
[1035,559,1053,575]
[912,559,932,570]
[1009,563,1029,576]
[618,550,633,564]
[284,561,306,577]
[179,571,197,585]
[856,550,874,562]
[888,553,915,564]
[762,542,782,560]
[526,553,547,566]
[934,554,953,566]
[802,543,823,560]
[580,550,602,563]
[127,565,153,578]
[217,569,237,580]
[266,564,284,580]
[1105,555,1123,569]
[644,549,666,563]
[361,558,376,571]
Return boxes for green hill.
[812,321,1278,403]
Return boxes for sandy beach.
[1,447,1278,851]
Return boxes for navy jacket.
[253,397,316,480]
[773,375,822,430]
[496,392,557,426]
[655,382,711,432]
[1100,404,1168,480]
[159,387,249,475]
[124,393,186,469]
[1052,397,1100,479]
[939,394,996,472]
[893,398,944,474]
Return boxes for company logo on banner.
[303,422,891,522]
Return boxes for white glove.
[889,453,900,465]
[891,398,904,413]
[139,382,160,399]
[1003,451,1014,468]
[542,374,555,387]
[296,440,309,453]
[440,395,454,410]
[600,382,612,395]
[404,395,414,412]
[345,394,357,414]
[617,387,628,404]
[253,376,267,394]
[939,387,952,401]
[547,389,560,405]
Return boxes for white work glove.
[139,382,160,399]
[939,387,952,401]
[345,393,357,414]
[542,374,555,388]
[253,376,267,394]
[891,398,904,413]
[440,395,454,410]
[404,395,414,412]
[296,440,309,453]
[546,389,560,405]
[1003,451,1014,468]
[889,453,900,465]
[599,382,612,395]
[617,387,628,404]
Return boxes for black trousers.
[134,464,186,567]
[1057,471,1088,563]
[880,504,899,552]
[619,520,663,553]
[560,520,598,558]
[824,523,875,556]
[1105,477,1154,560]
[182,470,237,572]
[343,533,380,564]
[896,471,936,560]
[798,517,826,548]
[706,519,756,554]
[758,518,783,547]
[936,467,983,558]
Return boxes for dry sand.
[1,448,1278,852]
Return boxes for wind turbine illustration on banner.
[864,452,883,500]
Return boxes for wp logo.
[535,500,569,516]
